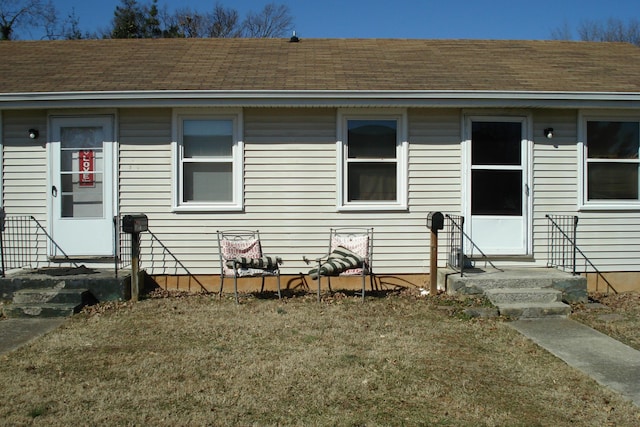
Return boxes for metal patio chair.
[217,230,282,303]
[304,227,374,302]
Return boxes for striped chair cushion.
[226,256,282,270]
[309,246,363,280]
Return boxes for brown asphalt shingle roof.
[1,38,640,94]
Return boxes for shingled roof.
[2,38,640,95]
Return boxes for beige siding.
[2,110,48,218]
[116,108,464,275]
[4,106,639,276]
[531,110,640,272]
[1,110,49,267]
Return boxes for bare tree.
[207,2,241,38]
[242,3,292,38]
[551,17,640,46]
[578,18,640,45]
[0,0,56,40]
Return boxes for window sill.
[173,204,243,213]
[338,203,408,212]
[579,202,640,212]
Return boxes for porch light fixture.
[544,128,554,139]
[28,128,39,140]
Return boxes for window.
[338,111,407,210]
[581,117,640,208]
[174,112,242,210]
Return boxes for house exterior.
[1,38,640,292]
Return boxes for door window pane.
[183,163,233,202]
[348,163,397,201]
[60,127,104,218]
[472,170,522,216]
[472,122,521,166]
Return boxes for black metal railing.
[114,216,132,276]
[0,215,78,276]
[545,214,617,294]
[546,214,578,275]
[138,229,208,293]
[444,214,499,277]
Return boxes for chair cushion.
[226,256,282,270]
[330,234,369,275]
[308,246,363,279]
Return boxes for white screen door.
[50,116,114,256]
[467,117,529,255]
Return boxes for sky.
[23,0,640,40]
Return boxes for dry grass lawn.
[1,290,639,426]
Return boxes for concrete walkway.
[510,318,640,407]
[0,318,65,354]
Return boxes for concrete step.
[4,303,81,318]
[484,287,563,305]
[497,302,572,319]
[5,287,96,318]
[440,267,587,304]
[13,288,92,305]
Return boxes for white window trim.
[578,111,640,211]
[172,109,243,212]
[336,109,408,211]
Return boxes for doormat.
[34,265,98,276]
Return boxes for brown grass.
[571,292,640,351]
[0,290,639,426]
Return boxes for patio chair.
[304,227,374,302]
[217,230,282,303]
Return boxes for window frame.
[337,109,408,211]
[172,109,243,212]
[578,111,640,210]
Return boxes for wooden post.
[430,228,438,295]
[131,232,140,302]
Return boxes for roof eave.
[2,90,640,109]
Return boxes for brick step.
[484,287,563,305]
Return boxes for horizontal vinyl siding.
[409,109,462,267]
[118,107,464,275]
[531,110,579,266]
[2,110,48,218]
[1,110,49,267]
[531,109,640,272]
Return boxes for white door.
[466,117,530,255]
[50,116,115,257]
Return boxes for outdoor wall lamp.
[544,128,554,139]
[28,128,39,140]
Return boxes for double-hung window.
[581,115,640,208]
[338,110,408,210]
[174,111,242,211]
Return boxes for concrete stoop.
[438,267,587,319]
[4,286,96,319]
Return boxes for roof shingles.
[1,38,640,93]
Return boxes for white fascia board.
[2,90,640,109]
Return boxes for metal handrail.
[30,216,79,268]
[444,214,500,277]
[545,214,617,294]
[0,215,78,276]
[143,229,208,293]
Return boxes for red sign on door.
[79,150,94,187]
